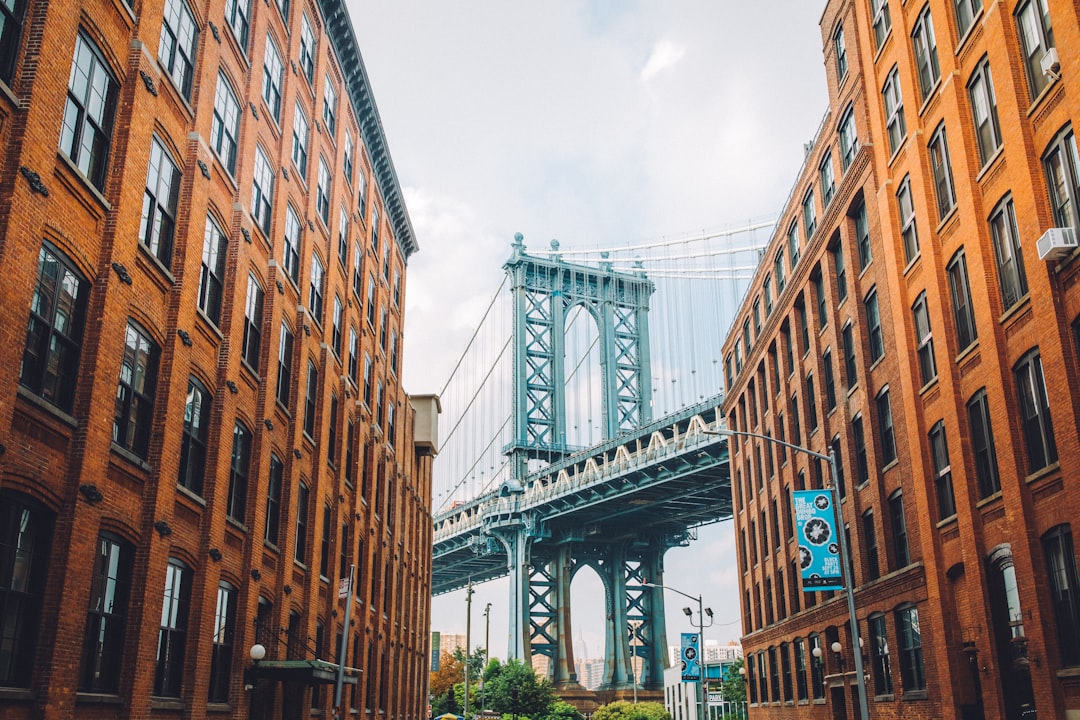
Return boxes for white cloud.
[641,38,687,82]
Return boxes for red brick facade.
[0,0,435,718]
[722,1,1080,719]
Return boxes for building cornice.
[318,0,419,259]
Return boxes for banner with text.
[793,489,843,590]
[680,633,701,682]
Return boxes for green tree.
[592,700,671,720]
[541,700,584,720]
[484,658,556,719]
[452,645,489,684]
[719,658,746,705]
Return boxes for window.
[834,25,847,80]
[353,242,364,299]
[79,534,131,693]
[861,291,881,366]
[317,157,331,225]
[344,131,354,183]
[967,389,1000,498]
[339,522,350,579]
[1015,0,1055,100]
[0,492,53,688]
[338,207,350,267]
[794,637,808,701]
[833,240,847,303]
[883,66,906,155]
[179,377,210,496]
[211,73,240,173]
[897,176,919,263]
[764,276,773,316]
[757,652,768,704]
[912,7,940,101]
[753,299,762,334]
[114,321,159,458]
[224,0,250,50]
[820,152,835,207]
[928,421,956,519]
[61,32,119,190]
[379,307,388,351]
[309,253,325,324]
[1014,348,1057,473]
[863,510,879,581]
[788,221,800,267]
[1043,525,1080,666]
[328,393,339,465]
[276,321,293,407]
[371,207,380,250]
[323,74,338,136]
[21,242,88,412]
[947,249,977,350]
[895,605,925,692]
[1044,126,1080,232]
[332,296,343,356]
[198,216,227,325]
[871,0,891,49]
[790,393,801,446]
[869,613,893,695]
[823,351,837,411]
[968,58,1001,166]
[320,504,331,579]
[390,331,399,375]
[262,36,283,121]
[851,203,871,272]
[0,0,25,83]
[208,582,236,703]
[282,205,302,284]
[810,634,825,699]
[265,455,283,546]
[768,645,780,701]
[299,14,316,83]
[242,274,264,370]
[295,483,310,563]
[812,271,827,330]
[291,101,309,177]
[802,189,816,238]
[928,123,957,220]
[747,652,757,704]
[393,269,401,307]
[227,422,251,521]
[955,0,983,37]
[838,107,858,170]
[251,146,274,233]
[876,388,896,466]
[386,402,396,447]
[367,275,377,327]
[842,323,857,386]
[154,559,191,697]
[912,292,937,386]
[349,327,360,384]
[357,170,368,219]
[363,354,373,407]
[852,415,869,486]
[806,374,818,431]
[304,360,319,437]
[140,137,182,267]
[774,251,786,292]
[158,0,198,98]
[989,196,1028,311]
[889,490,910,568]
[274,0,289,20]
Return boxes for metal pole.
[334,564,356,718]
[697,595,706,720]
[829,449,870,720]
[483,603,491,718]
[465,581,474,720]
[631,620,638,704]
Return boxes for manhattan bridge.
[430,222,772,700]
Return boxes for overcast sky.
[350,0,829,662]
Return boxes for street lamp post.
[465,581,474,720]
[707,427,869,720]
[642,582,713,720]
[482,603,491,719]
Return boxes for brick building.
[721,0,1080,719]
[0,0,437,719]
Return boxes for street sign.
[338,577,351,599]
[707,692,723,706]
[681,633,700,682]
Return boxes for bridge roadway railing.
[432,392,726,544]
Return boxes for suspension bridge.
[429,222,772,702]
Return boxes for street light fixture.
[642,581,713,720]
[705,427,869,720]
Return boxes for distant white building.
[667,640,743,666]
[574,658,606,690]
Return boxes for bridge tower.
[497,235,670,698]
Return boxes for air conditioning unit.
[1041,47,1060,77]
[1036,226,1078,261]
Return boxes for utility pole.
[464,581,474,720]
[482,603,491,718]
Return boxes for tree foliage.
[719,658,745,705]
[431,652,465,699]
[484,658,557,719]
[541,699,584,720]
[592,700,671,720]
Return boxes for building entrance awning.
[248,659,359,685]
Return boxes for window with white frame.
[344,130,354,183]
[225,0,250,51]
[897,175,919,262]
[928,123,956,220]
[198,216,227,326]
[332,296,343,356]
[276,321,293,408]
[283,205,302,284]
[114,321,159,459]
[299,14,316,83]
[989,195,1028,311]
[291,101,309,177]
[883,66,905,155]
[912,291,936,386]
[871,0,891,49]
[788,221,800,267]
[309,252,325,324]
[947,248,977,350]
[317,157,331,225]
[1014,348,1057,473]
[338,207,349,266]
[323,74,337,136]
[1015,0,1055,100]
[820,152,835,207]
[140,136,181,267]
[967,389,1000,499]
[928,420,956,519]
[875,387,896,466]
[834,25,847,81]
[251,146,274,233]
[179,376,210,496]
[1044,125,1079,231]
[241,274,264,370]
[211,72,240,173]
[61,32,119,191]
[955,0,983,38]
[968,57,1001,166]
[838,106,858,170]
[262,35,283,121]
[912,6,940,102]
[802,189,816,238]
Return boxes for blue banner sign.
[681,632,701,682]
[793,490,843,591]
